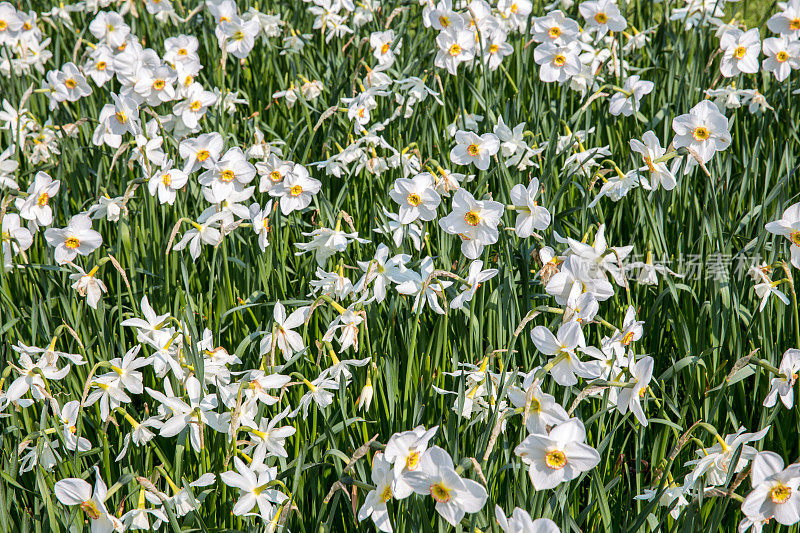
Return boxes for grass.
[1,0,800,532]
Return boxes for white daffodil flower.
[531,321,601,386]
[438,188,504,259]
[220,456,288,517]
[389,172,441,224]
[404,446,488,526]
[495,505,560,533]
[508,369,570,434]
[671,100,731,164]
[766,202,800,269]
[384,425,439,498]
[509,177,551,238]
[449,130,500,171]
[514,418,601,490]
[614,356,654,426]
[54,467,123,533]
[763,349,800,408]
[450,260,498,310]
[741,452,800,526]
[358,453,395,532]
[719,28,761,78]
[44,213,103,265]
[146,376,230,452]
[685,426,770,486]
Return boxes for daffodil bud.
[356,376,374,412]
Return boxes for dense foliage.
[1,0,800,531]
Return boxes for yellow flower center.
[220,169,235,182]
[162,173,172,186]
[643,156,656,173]
[37,193,49,206]
[777,50,789,62]
[406,451,421,470]
[429,483,451,503]
[97,61,107,71]
[380,485,392,502]
[464,210,481,226]
[789,231,800,246]
[65,78,77,89]
[510,3,519,13]
[638,385,649,398]
[595,12,609,24]
[197,149,210,162]
[734,46,747,59]
[553,54,566,67]
[269,170,282,182]
[381,43,390,54]
[545,449,567,470]
[80,500,101,520]
[621,331,635,346]
[549,26,562,39]
[439,15,450,28]
[489,44,499,54]
[692,126,710,142]
[0,20,7,31]
[117,42,127,52]
[189,100,202,112]
[220,16,230,23]
[153,79,165,90]
[529,396,541,412]
[467,143,480,156]
[23,21,31,30]
[184,75,194,86]
[289,184,303,196]
[407,193,422,206]
[791,18,800,30]
[771,484,792,504]
[178,48,188,56]
[115,111,127,124]
[65,237,80,249]
[449,43,462,56]
[233,30,244,41]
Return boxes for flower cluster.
[2,0,800,531]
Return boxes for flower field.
[2,0,800,531]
